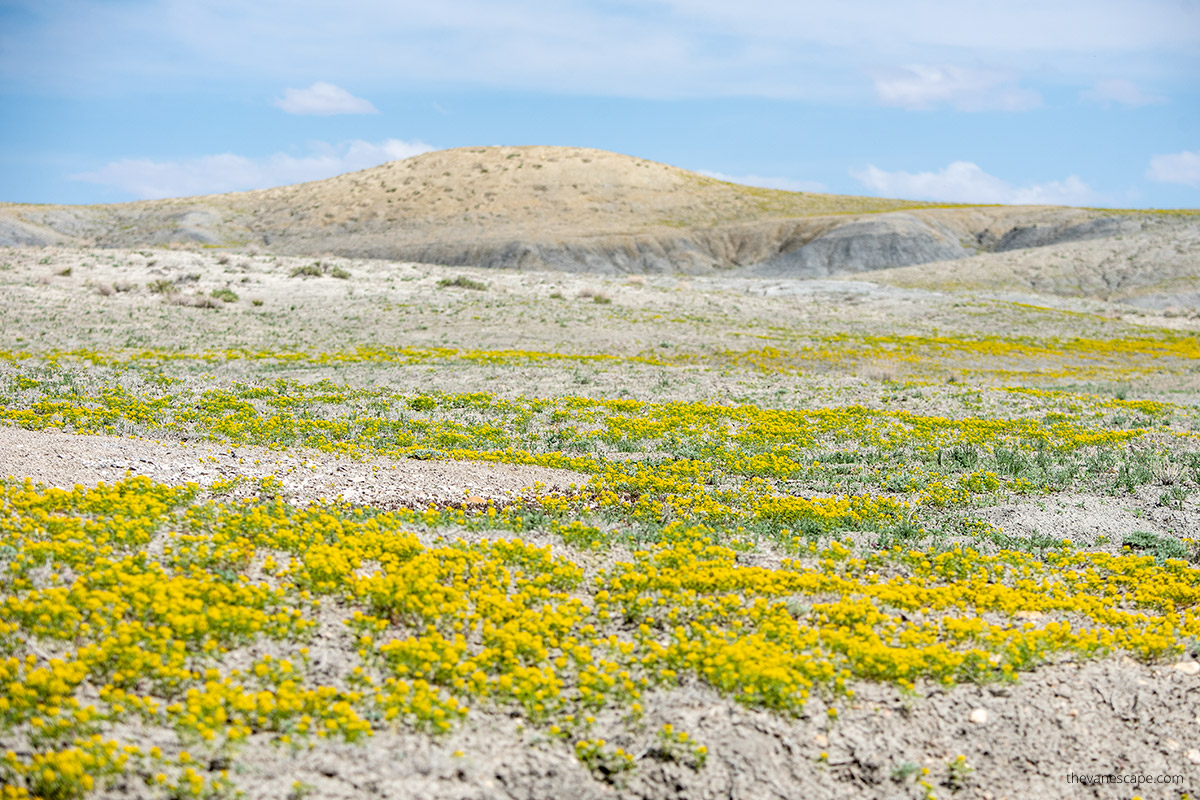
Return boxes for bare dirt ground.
[0,426,587,509]
[2,236,1200,800]
[176,657,1200,800]
[2,242,1196,357]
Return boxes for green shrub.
[290,263,324,278]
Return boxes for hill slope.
[1,146,1194,280]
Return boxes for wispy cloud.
[698,170,826,193]
[871,65,1040,111]
[69,138,434,199]
[5,1,1196,99]
[850,162,1098,205]
[274,82,378,115]
[1146,151,1200,187]
[1081,78,1167,107]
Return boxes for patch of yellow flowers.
[3,325,1199,379]
[2,474,1199,796]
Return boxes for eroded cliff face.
[0,196,1171,277]
[246,208,1157,278]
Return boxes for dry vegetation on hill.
[4,147,946,245]
[8,146,1194,281]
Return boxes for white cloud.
[69,138,434,199]
[657,0,1200,53]
[850,162,1098,205]
[1081,78,1167,107]
[274,82,378,115]
[1146,151,1200,187]
[872,64,1040,111]
[698,170,826,193]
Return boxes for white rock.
[1173,661,1200,676]
[1187,749,1200,764]
[968,708,989,725]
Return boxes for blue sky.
[1,0,1197,207]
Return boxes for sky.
[1,0,1197,208]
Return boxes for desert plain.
[1,147,1200,800]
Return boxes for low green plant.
[1159,485,1191,510]
[1113,455,1155,493]
[945,754,973,791]
[211,287,239,303]
[1123,529,1191,563]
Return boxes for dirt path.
[0,425,588,507]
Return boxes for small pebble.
[1173,661,1200,676]
[968,708,989,725]
[1187,749,1200,765]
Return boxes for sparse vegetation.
[289,261,352,280]
[290,262,324,278]
[437,275,487,290]
[210,287,239,303]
